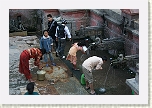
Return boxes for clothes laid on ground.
[66,43,83,65]
[19,48,42,80]
[24,92,39,95]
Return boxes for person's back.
[57,24,65,38]
[82,56,103,72]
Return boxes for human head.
[77,40,86,47]
[47,14,53,22]
[26,82,35,94]
[102,56,107,62]
[62,19,67,24]
[43,30,49,37]
[39,48,46,55]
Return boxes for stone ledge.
[104,14,122,25]
[125,27,139,36]
[9,31,27,37]
[90,9,104,16]
[59,9,85,13]
[126,78,139,94]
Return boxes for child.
[40,30,56,66]
[66,41,87,71]
[24,82,39,95]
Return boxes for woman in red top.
[19,48,46,82]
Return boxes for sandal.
[86,87,90,90]
[90,92,96,95]
[72,68,79,71]
[74,68,80,71]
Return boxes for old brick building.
[9,9,139,56]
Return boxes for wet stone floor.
[9,36,134,95]
[9,36,89,95]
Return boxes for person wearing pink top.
[66,42,86,72]
[82,56,107,95]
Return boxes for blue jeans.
[44,53,54,63]
[57,38,66,57]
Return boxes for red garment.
[19,48,42,80]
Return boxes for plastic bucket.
[81,74,86,85]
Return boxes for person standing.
[19,48,46,82]
[55,20,71,59]
[82,56,107,95]
[40,30,56,66]
[47,14,58,53]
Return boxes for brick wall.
[41,9,60,30]
[59,9,89,35]
[42,9,89,36]
[89,11,104,26]
[90,9,139,56]
[9,9,139,56]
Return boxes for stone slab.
[126,78,139,94]
[9,31,27,36]
[54,77,89,95]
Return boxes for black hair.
[43,30,48,34]
[77,40,86,47]
[26,82,35,94]
[47,14,52,18]
[39,48,46,55]
[102,56,107,61]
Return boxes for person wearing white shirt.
[82,56,107,95]
[55,20,71,59]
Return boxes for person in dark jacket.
[47,14,58,53]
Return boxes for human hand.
[38,66,43,70]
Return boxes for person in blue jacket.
[40,30,56,66]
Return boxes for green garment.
[24,92,39,95]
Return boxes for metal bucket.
[37,70,46,81]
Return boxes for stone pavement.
[9,36,89,95]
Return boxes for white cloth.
[82,56,103,72]
[43,35,53,45]
[55,24,71,39]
